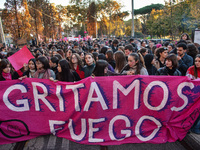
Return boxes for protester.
[139,48,148,57]
[49,56,59,75]
[118,46,125,53]
[65,49,73,61]
[155,47,168,69]
[92,52,99,62]
[34,56,56,79]
[0,59,12,81]
[57,59,80,82]
[114,51,127,73]
[111,39,119,53]
[98,53,114,73]
[168,43,175,53]
[121,53,148,75]
[105,50,115,69]
[144,54,157,75]
[124,44,135,57]
[156,54,181,76]
[23,58,37,78]
[177,43,193,76]
[186,54,200,80]
[92,60,108,77]
[140,40,146,48]
[83,53,95,78]
[180,33,191,41]
[187,43,199,64]
[69,53,85,79]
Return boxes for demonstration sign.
[7,46,34,71]
[0,76,200,145]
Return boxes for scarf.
[34,68,51,79]
[29,69,36,78]
[166,67,176,76]
[2,72,12,80]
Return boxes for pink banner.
[0,76,200,145]
[8,46,34,71]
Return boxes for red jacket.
[75,65,85,79]
[186,66,200,79]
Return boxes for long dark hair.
[129,53,143,75]
[194,54,200,79]
[57,59,74,82]
[92,60,108,76]
[36,56,50,70]
[106,50,114,62]
[28,58,37,71]
[114,51,126,73]
[0,59,11,81]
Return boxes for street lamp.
[0,9,6,44]
[132,0,134,37]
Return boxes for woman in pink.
[0,59,12,81]
[186,54,200,80]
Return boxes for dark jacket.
[178,54,193,76]
[156,66,182,76]
[72,71,81,81]
[111,45,118,53]
[147,66,157,75]
[83,63,95,78]
[108,60,116,69]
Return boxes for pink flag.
[8,46,34,71]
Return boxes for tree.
[87,1,96,37]
[4,0,22,43]
[28,0,44,44]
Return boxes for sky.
[0,0,166,20]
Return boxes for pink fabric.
[156,44,162,48]
[2,72,12,80]
[0,76,200,145]
[8,46,34,71]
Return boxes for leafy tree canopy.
[134,4,164,15]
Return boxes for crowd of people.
[0,33,200,82]
[0,33,200,133]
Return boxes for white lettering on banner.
[113,80,140,110]
[3,84,30,111]
[32,82,56,112]
[49,120,65,135]
[84,82,108,111]
[56,85,64,111]
[109,115,131,141]
[68,119,86,141]
[143,81,168,111]
[89,118,105,142]
[171,82,195,111]
[66,84,85,111]
[135,116,162,141]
